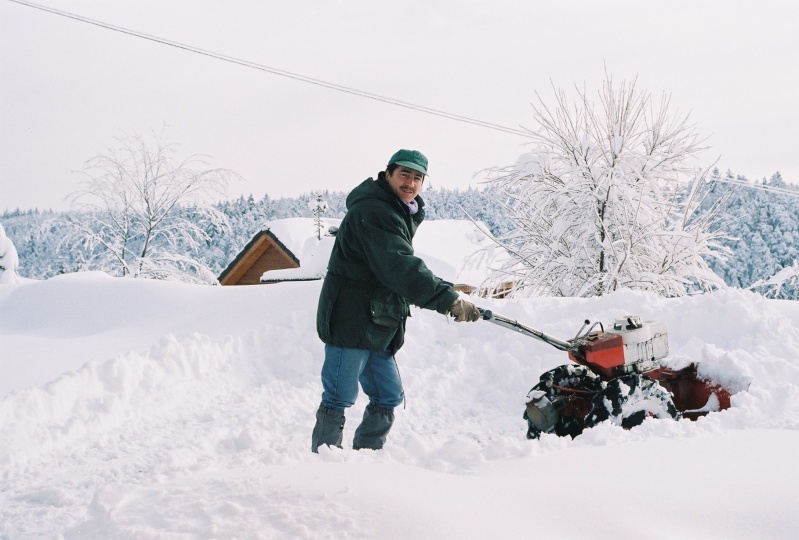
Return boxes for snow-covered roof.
[259,218,341,283]
[259,218,341,261]
[260,218,508,287]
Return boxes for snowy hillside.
[2,274,799,538]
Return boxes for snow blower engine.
[479,309,736,439]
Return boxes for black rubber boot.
[311,405,345,453]
[353,404,395,450]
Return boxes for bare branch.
[67,130,238,283]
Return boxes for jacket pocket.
[369,287,407,329]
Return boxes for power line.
[7,0,533,138]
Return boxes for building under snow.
[218,218,510,295]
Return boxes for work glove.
[447,297,481,322]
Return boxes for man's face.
[386,166,424,203]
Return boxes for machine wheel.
[524,365,604,439]
[585,374,680,430]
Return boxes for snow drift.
[2,274,799,538]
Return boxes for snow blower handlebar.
[478,309,572,352]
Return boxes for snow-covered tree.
[485,76,728,297]
[750,260,799,299]
[310,193,329,240]
[423,186,514,237]
[12,172,798,294]
[0,223,21,284]
[699,171,799,299]
[66,130,236,284]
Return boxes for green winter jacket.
[316,173,459,352]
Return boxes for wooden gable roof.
[218,230,300,286]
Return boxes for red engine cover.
[570,333,625,369]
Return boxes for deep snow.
[2,272,799,538]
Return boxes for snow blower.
[479,309,740,439]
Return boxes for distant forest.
[3,170,798,298]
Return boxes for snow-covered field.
[2,273,799,538]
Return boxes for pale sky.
[2,0,798,212]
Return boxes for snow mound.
[2,277,799,536]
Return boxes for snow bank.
[2,276,799,537]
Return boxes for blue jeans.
[320,345,404,411]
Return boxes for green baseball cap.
[388,149,428,176]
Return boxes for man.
[312,149,481,452]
